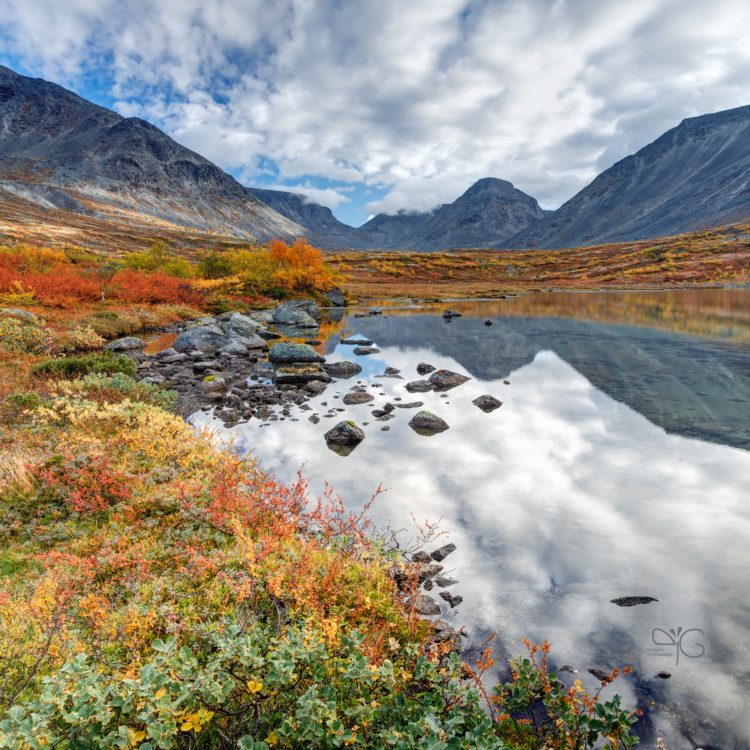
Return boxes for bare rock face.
[472,395,502,412]
[409,411,450,434]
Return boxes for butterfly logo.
[652,627,705,665]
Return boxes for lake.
[192,290,750,750]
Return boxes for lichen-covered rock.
[272,305,318,328]
[409,411,450,434]
[322,361,362,378]
[324,420,365,444]
[429,370,470,390]
[172,324,230,353]
[268,342,325,364]
[248,311,275,324]
[273,364,332,384]
[283,299,321,320]
[104,336,146,351]
[222,313,264,339]
[472,395,502,412]
[342,392,375,405]
[217,341,249,356]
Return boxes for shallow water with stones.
[190,290,750,750]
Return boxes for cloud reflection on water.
[193,333,749,749]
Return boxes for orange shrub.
[268,238,340,293]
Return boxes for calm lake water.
[192,290,750,750]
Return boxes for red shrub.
[110,269,205,306]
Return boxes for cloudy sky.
[1,0,749,226]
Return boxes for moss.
[203,375,216,382]
[33,352,136,379]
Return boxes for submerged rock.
[429,369,470,390]
[472,395,502,412]
[322,361,362,378]
[104,336,146,351]
[342,392,375,405]
[435,576,458,588]
[417,363,435,375]
[587,669,612,683]
[409,411,450,434]
[268,342,325,364]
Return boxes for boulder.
[322,361,362,378]
[472,395,502,412]
[283,299,321,321]
[434,576,458,587]
[409,411,450,434]
[405,380,434,393]
[340,339,374,346]
[248,311,275,324]
[155,347,179,359]
[324,421,365,444]
[229,332,266,349]
[104,336,146,352]
[384,367,401,375]
[268,342,325,364]
[417,363,435,375]
[173,324,231,353]
[256,329,283,341]
[323,287,345,306]
[342,392,375,405]
[353,347,380,356]
[429,370,470,391]
[273,364,332,385]
[304,380,328,394]
[222,313,264,338]
[273,305,318,328]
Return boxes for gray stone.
[342,392,375,405]
[430,543,456,562]
[438,591,463,608]
[472,395,502,412]
[248,311,275,324]
[217,342,249,356]
[384,367,400,375]
[173,324,230,353]
[322,361,362,378]
[417,363,435,375]
[0,308,39,324]
[273,305,318,328]
[655,671,671,679]
[413,594,441,616]
[305,339,322,346]
[268,342,325,364]
[104,336,146,351]
[392,401,424,409]
[273,364,332,384]
[341,339,374,346]
[435,576,458,587]
[303,380,328,394]
[155,347,179,359]
[140,375,165,384]
[429,370,470,390]
[308,415,320,424]
[323,286,345,306]
[610,596,659,607]
[411,552,433,564]
[380,426,390,431]
[405,380,434,393]
[256,329,283,341]
[353,347,380,356]
[324,420,365,444]
[282,299,321,321]
[222,313,264,339]
[409,411,450,434]
[371,409,388,418]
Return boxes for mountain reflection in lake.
[192,290,750,750]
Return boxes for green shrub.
[67,372,177,410]
[5,392,40,410]
[33,352,136,379]
[94,311,119,320]
[0,318,52,354]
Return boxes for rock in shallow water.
[268,342,325,364]
[342,392,375,405]
[322,361,362,378]
[173,324,230,353]
[430,543,456,562]
[273,364,332,384]
[413,594,441,616]
[340,338,373,346]
[353,347,380,356]
[472,395,502,412]
[429,369,470,390]
[409,411,450,434]
[417,363,435,375]
[324,420,365,444]
[304,380,328,394]
[104,336,147,351]
[610,596,659,607]
[405,380,434,393]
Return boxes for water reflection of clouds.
[194,343,749,749]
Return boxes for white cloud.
[259,184,352,210]
[1,0,749,212]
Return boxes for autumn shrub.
[124,242,197,279]
[0,318,54,354]
[109,269,205,307]
[33,351,136,379]
[66,325,106,351]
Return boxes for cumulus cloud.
[261,184,353,210]
[1,0,748,213]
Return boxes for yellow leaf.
[181,722,194,732]
[155,689,166,699]
[134,731,146,741]
[267,732,279,747]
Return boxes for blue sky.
[2,0,749,228]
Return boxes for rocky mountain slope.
[0,65,331,245]
[392,178,545,251]
[502,106,750,249]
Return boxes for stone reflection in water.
[193,291,749,750]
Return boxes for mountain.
[356,210,434,246]
[0,65,332,246]
[394,178,545,251]
[502,106,750,249]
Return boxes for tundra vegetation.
[0,238,646,749]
